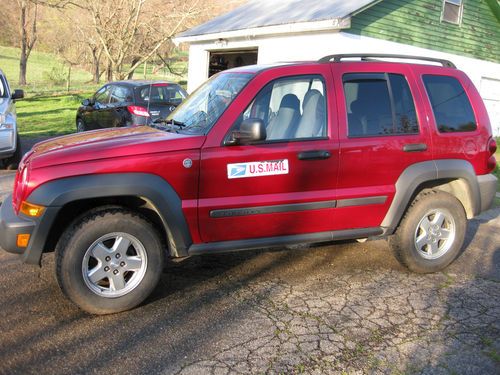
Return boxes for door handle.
[297,150,331,160]
[403,143,428,152]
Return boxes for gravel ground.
[0,184,499,374]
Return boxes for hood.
[28,126,205,169]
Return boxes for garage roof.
[177,0,381,40]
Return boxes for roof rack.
[318,54,456,68]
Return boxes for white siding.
[186,31,500,135]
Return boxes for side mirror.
[227,118,266,145]
[11,89,24,100]
[82,98,93,106]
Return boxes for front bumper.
[0,194,58,265]
[477,174,498,213]
[0,195,36,255]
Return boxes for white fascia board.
[174,17,351,45]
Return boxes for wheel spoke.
[432,212,446,227]
[88,265,107,284]
[91,243,111,261]
[439,228,451,241]
[419,216,432,232]
[124,256,143,271]
[415,233,428,250]
[112,236,131,255]
[109,273,126,291]
[428,241,439,255]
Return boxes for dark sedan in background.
[76,80,188,132]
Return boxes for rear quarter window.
[422,75,477,133]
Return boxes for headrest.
[303,89,322,111]
[279,94,300,111]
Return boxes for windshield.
[0,75,7,98]
[165,73,253,134]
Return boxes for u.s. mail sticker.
[227,159,289,179]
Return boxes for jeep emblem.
[183,158,193,169]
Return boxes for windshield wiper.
[169,119,186,128]
[151,118,186,133]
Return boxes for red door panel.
[332,63,434,230]
[198,65,339,243]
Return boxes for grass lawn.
[0,45,97,96]
[16,93,92,137]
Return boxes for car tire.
[388,190,466,273]
[55,208,164,314]
[76,118,86,132]
[2,134,22,170]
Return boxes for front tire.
[388,190,466,273]
[56,209,164,314]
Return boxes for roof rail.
[318,54,456,68]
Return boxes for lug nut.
[116,253,121,259]
[105,256,111,261]
[104,266,110,272]
[113,269,119,275]
[120,261,125,267]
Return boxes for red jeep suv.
[0,54,497,314]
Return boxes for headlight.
[13,165,29,213]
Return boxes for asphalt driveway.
[0,175,499,374]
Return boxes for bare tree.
[17,0,38,85]
[83,0,202,80]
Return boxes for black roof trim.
[318,54,456,68]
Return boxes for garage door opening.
[208,49,258,77]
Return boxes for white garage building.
[175,0,500,135]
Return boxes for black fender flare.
[381,159,480,233]
[28,173,192,258]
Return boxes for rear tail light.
[489,138,497,155]
[127,106,150,117]
[487,138,497,172]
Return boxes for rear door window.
[422,75,477,133]
[343,73,419,137]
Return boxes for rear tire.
[56,208,164,314]
[388,190,466,273]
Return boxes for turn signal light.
[20,201,45,217]
[17,234,31,248]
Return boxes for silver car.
[0,69,23,169]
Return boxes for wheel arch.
[27,173,192,264]
[382,160,480,234]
